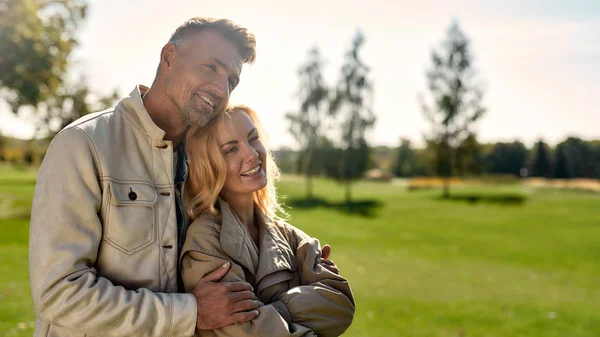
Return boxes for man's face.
[164,30,243,127]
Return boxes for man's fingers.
[199,262,231,283]
[232,299,262,313]
[226,281,254,293]
[229,290,257,303]
[226,310,260,325]
[321,244,332,260]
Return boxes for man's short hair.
[169,17,256,64]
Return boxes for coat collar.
[217,199,296,285]
[118,85,166,143]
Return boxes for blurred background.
[1,1,599,336]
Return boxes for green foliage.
[455,132,484,176]
[553,137,599,179]
[392,138,418,177]
[485,141,528,177]
[420,21,486,196]
[530,139,552,178]
[42,78,119,137]
[0,0,88,112]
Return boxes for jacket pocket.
[104,181,158,254]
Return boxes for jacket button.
[128,188,137,201]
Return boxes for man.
[29,17,260,337]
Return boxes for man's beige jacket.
[29,86,197,337]
[181,199,355,337]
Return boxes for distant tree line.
[389,136,600,179]
[274,136,600,180]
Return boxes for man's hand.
[193,262,261,330]
[319,244,340,275]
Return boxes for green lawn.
[1,167,599,336]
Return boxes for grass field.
[1,166,599,336]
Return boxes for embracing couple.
[29,17,355,337]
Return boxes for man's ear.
[160,42,178,71]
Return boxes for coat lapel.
[217,199,297,290]
[218,199,259,276]
[254,211,297,291]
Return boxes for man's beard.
[180,102,212,127]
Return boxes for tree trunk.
[345,179,352,204]
[442,178,450,198]
[306,175,313,199]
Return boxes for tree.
[419,21,486,197]
[530,139,552,177]
[41,77,118,137]
[392,138,417,177]
[329,31,376,203]
[0,0,88,113]
[454,132,483,176]
[553,143,570,179]
[285,47,329,199]
[590,140,600,179]
[485,141,528,176]
[553,137,594,178]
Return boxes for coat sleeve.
[180,220,317,337]
[273,228,356,337]
[29,128,197,337]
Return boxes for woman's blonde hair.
[186,104,284,220]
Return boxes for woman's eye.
[250,135,260,142]
[226,147,238,154]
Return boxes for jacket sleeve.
[180,221,316,337]
[274,228,356,337]
[28,128,197,337]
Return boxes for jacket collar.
[118,85,166,142]
[217,199,296,283]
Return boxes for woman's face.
[217,109,267,200]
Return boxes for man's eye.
[205,64,217,71]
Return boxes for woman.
[181,105,355,337]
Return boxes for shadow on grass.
[287,197,384,217]
[438,193,527,206]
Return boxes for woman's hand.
[319,244,340,275]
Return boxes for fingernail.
[254,310,260,317]
[221,262,230,268]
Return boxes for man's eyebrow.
[212,57,240,85]
[212,57,228,70]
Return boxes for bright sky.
[1,0,599,149]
